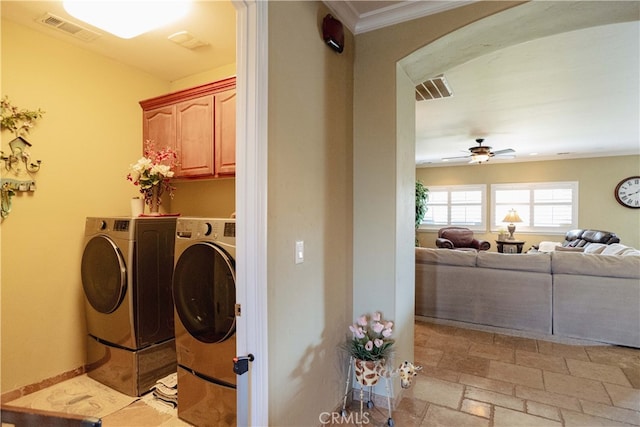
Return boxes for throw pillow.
[622,249,640,256]
[583,243,607,254]
[601,243,633,256]
[538,241,562,252]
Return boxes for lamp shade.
[502,209,522,223]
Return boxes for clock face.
[615,176,640,208]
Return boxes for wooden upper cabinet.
[143,105,175,151]
[176,95,214,177]
[215,89,236,177]
[140,77,236,179]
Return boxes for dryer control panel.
[176,218,236,244]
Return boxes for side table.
[496,240,525,254]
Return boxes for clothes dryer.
[172,217,236,427]
[81,216,177,396]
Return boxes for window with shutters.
[421,185,486,231]
[491,182,578,233]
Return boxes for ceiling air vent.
[37,13,101,42]
[415,75,453,101]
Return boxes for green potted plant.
[415,181,429,246]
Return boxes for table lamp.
[502,209,522,240]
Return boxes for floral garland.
[0,96,45,137]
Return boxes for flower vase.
[148,186,161,215]
[354,358,381,386]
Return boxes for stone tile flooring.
[339,320,640,426]
[5,320,639,426]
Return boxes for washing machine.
[172,217,237,427]
[81,216,177,397]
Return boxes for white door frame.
[233,1,269,425]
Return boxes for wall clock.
[614,176,640,208]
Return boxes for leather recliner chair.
[435,227,491,251]
[562,229,620,247]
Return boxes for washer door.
[173,242,236,343]
[81,235,127,314]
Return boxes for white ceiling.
[415,20,640,167]
[2,1,639,167]
[0,1,237,82]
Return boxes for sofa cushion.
[583,243,607,254]
[552,251,640,279]
[600,243,634,256]
[477,251,551,273]
[415,247,477,267]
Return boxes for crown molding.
[323,1,475,35]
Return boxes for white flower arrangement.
[126,141,178,207]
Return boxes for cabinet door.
[214,89,236,177]
[143,106,175,151]
[176,95,214,177]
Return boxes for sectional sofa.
[415,245,640,347]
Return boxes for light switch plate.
[295,240,304,264]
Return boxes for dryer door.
[173,242,236,343]
[81,235,127,314]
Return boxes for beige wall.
[267,2,354,425]
[352,1,519,400]
[0,17,236,394]
[0,18,169,392]
[353,4,639,402]
[416,156,640,250]
[169,63,236,93]
[3,2,637,424]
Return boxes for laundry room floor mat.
[100,398,193,427]
[5,374,138,419]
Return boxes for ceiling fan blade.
[492,148,515,156]
[442,155,471,161]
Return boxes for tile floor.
[2,374,189,427]
[5,320,639,426]
[339,320,640,426]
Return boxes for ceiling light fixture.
[469,154,490,164]
[63,1,191,39]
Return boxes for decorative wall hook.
[1,97,45,219]
[1,136,42,173]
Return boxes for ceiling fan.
[443,138,515,164]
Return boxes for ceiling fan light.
[63,1,191,39]
[470,154,490,164]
